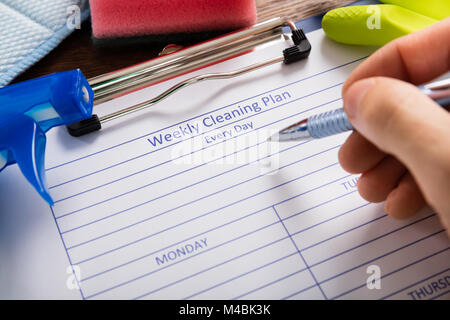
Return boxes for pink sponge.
[90,0,257,39]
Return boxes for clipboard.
[66,0,380,137]
[2,0,448,301]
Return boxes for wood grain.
[256,0,353,22]
[14,0,352,84]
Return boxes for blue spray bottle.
[0,70,94,205]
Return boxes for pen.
[269,78,450,142]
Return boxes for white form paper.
[0,28,449,300]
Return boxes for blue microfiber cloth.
[0,0,90,87]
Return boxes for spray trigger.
[0,70,94,205]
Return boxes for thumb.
[343,77,450,228]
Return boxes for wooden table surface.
[15,0,353,83]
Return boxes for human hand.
[338,18,450,235]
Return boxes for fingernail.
[344,78,376,119]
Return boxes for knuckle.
[360,79,410,132]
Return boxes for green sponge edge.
[380,0,450,21]
[322,5,438,46]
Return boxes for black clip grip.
[67,114,102,137]
[283,28,311,64]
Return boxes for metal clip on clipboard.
[67,17,312,137]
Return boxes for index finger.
[343,17,450,94]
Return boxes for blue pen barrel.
[308,81,450,140]
[307,108,353,139]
